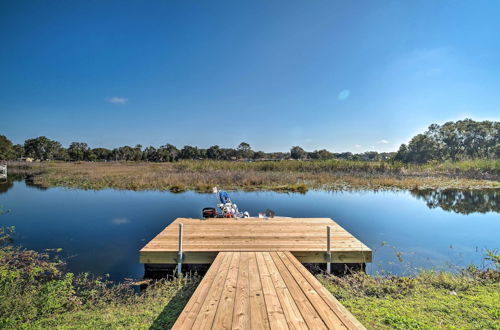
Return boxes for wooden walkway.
[173,251,365,329]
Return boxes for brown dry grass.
[8,160,499,192]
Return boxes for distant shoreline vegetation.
[7,159,500,192]
[1,119,499,164]
[2,119,499,192]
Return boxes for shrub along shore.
[8,159,500,192]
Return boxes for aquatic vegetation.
[168,184,187,193]
[7,159,500,192]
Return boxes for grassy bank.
[0,228,198,329]
[320,267,500,329]
[1,229,499,329]
[8,159,500,192]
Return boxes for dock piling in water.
[326,225,332,274]
[177,223,183,276]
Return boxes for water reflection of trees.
[0,174,48,194]
[0,179,13,194]
[24,175,48,191]
[1,175,499,214]
[411,189,499,214]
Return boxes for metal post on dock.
[326,225,332,274]
[178,223,183,276]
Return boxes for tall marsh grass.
[7,159,500,192]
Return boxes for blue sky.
[1,1,499,152]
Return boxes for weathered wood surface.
[172,251,366,329]
[140,218,371,264]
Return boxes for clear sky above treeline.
[1,1,499,152]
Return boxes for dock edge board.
[140,250,372,264]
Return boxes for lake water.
[0,178,498,281]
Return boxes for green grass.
[2,229,499,329]
[29,278,198,329]
[0,227,198,329]
[320,269,500,329]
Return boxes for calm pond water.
[0,178,498,281]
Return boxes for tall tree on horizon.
[290,146,306,160]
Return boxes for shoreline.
[2,239,499,329]
[7,160,500,193]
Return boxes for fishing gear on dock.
[202,187,250,218]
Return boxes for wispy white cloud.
[354,144,361,148]
[394,47,452,78]
[378,139,389,144]
[112,218,129,225]
[107,97,128,104]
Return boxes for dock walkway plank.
[172,251,365,330]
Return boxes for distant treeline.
[0,119,498,163]
[0,137,394,162]
[395,119,499,163]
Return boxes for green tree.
[133,144,143,161]
[24,136,64,161]
[86,150,97,161]
[0,135,16,160]
[118,146,135,161]
[179,145,199,159]
[158,144,178,162]
[406,134,438,163]
[237,142,253,159]
[68,142,89,161]
[290,146,306,160]
[207,145,221,160]
[309,149,333,160]
[142,146,158,161]
[253,151,266,160]
[395,119,499,163]
[439,122,461,161]
[92,148,112,161]
[394,144,408,162]
[12,144,24,159]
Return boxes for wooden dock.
[140,218,371,264]
[140,217,371,329]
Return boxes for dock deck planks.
[172,251,365,329]
[142,217,370,328]
[140,218,371,264]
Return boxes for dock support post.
[177,223,183,276]
[326,225,332,274]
